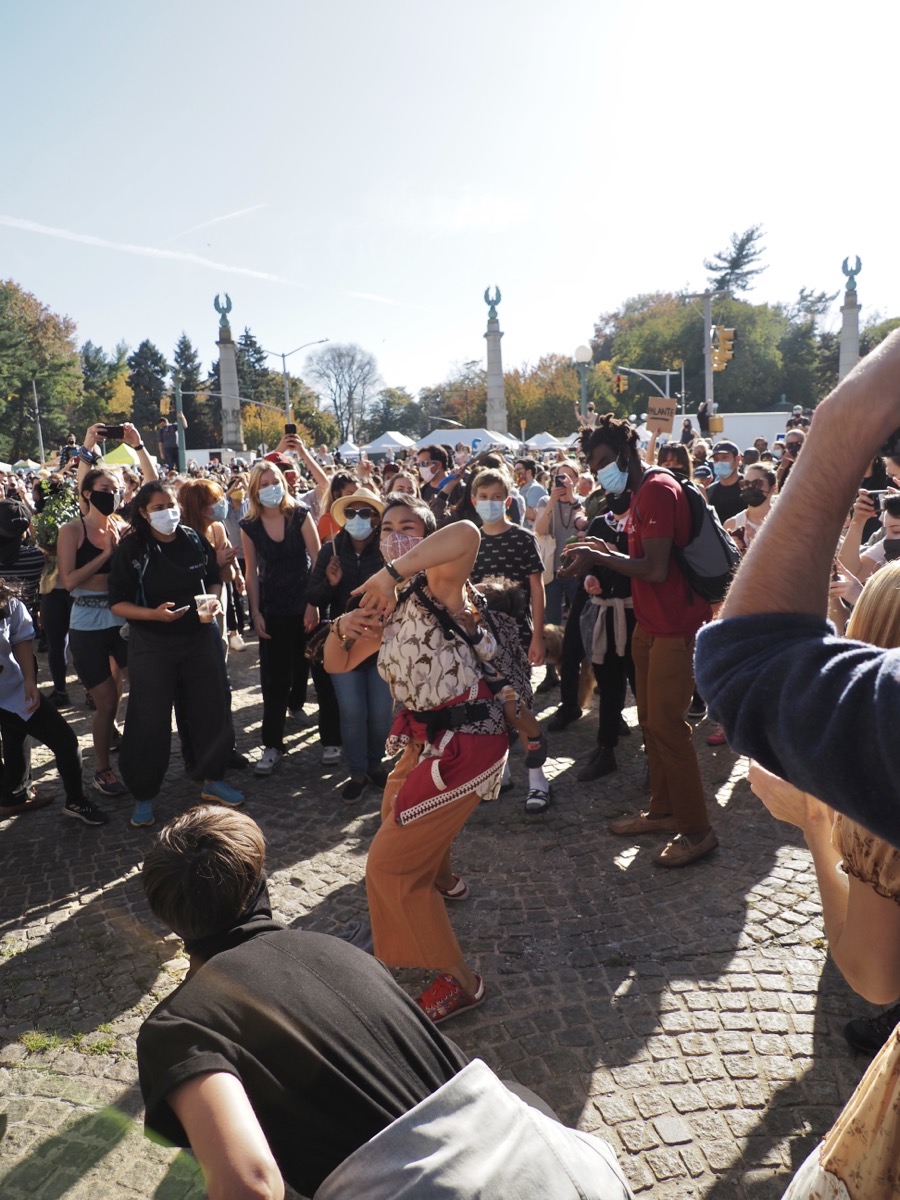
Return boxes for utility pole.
[171,371,187,473]
[31,378,45,465]
[685,289,729,410]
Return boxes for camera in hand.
[100,424,125,440]
[868,490,888,514]
[284,423,297,436]
[555,475,566,489]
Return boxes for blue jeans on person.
[330,662,393,777]
[545,575,580,625]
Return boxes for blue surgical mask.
[344,515,374,540]
[596,460,629,496]
[475,499,506,524]
[259,484,285,508]
[211,498,228,521]
[713,461,733,481]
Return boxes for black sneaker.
[687,694,707,719]
[547,707,582,732]
[844,1003,900,1055]
[228,749,250,770]
[366,766,389,789]
[342,778,368,804]
[577,746,617,782]
[48,689,70,709]
[535,671,560,695]
[64,797,109,826]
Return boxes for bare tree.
[303,343,380,443]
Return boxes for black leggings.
[120,625,231,801]
[259,614,341,749]
[40,588,72,692]
[0,696,84,803]
[592,608,636,748]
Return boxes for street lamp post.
[262,339,329,420]
[574,345,592,419]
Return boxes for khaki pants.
[366,744,481,969]
[632,624,710,836]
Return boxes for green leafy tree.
[79,341,129,432]
[704,225,767,294]
[358,387,422,442]
[173,333,217,448]
[126,339,168,432]
[0,280,82,461]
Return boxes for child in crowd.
[468,469,551,812]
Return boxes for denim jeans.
[330,662,393,776]
[544,575,580,625]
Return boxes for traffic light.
[613,373,628,394]
[712,326,736,372]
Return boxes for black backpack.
[642,468,741,603]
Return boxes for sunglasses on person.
[343,506,379,520]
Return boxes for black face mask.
[742,488,768,508]
[89,491,116,516]
[883,538,900,562]
[607,490,632,515]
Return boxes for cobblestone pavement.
[0,638,877,1198]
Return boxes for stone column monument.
[838,257,862,382]
[483,286,508,434]
[214,294,245,450]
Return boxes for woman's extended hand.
[253,612,271,640]
[352,568,399,618]
[747,762,833,832]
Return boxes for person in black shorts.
[57,468,128,799]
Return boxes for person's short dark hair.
[742,448,760,466]
[418,445,449,470]
[143,806,267,942]
[382,492,437,534]
[883,495,900,521]
[381,461,400,480]
[515,458,537,477]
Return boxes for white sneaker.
[321,745,342,766]
[228,633,246,652]
[255,747,283,776]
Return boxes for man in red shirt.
[561,414,717,867]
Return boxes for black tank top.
[75,517,110,576]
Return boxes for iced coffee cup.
[195,594,217,623]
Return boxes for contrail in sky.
[0,214,292,283]
[160,203,269,244]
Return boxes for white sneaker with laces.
[255,747,283,776]
[322,745,342,766]
[228,633,246,652]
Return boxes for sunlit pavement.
[0,646,870,1198]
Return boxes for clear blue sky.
[3,0,897,397]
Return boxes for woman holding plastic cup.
[108,480,244,827]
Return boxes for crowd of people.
[4,380,900,1195]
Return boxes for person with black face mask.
[724,464,776,555]
[57,466,129,807]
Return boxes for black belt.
[410,700,492,740]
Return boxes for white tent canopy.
[337,440,361,459]
[416,428,520,452]
[361,431,416,454]
[524,431,570,451]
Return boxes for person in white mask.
[240,462,330,777]
[108,481,244,827]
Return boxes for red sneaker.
[417,973,485,1024]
